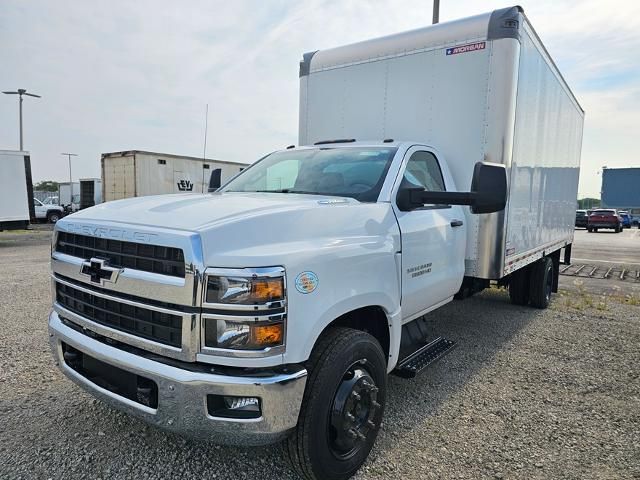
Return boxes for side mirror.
[208,168,221,192]
[396,162,507,214]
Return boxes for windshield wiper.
[253,189,325,195]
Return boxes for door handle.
[450,219,464,227]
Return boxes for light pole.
[61,153,78,188]
[433,0,440,24]
[2,88,41,151]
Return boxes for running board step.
[392,337,456,378]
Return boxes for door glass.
[402,151,445,192]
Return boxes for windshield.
[220,147,398,202]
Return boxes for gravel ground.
[0,233,639,479]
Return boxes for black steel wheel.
[47,211,61,223]
[286,327,387,480]
[530,257,554,309]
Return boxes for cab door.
[392,147,466,321]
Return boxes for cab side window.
[402,151,445,192]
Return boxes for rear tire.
[529,257,554,309]
[509,266,530,306]
[286,327,387,480]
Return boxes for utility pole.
[61,153,78,188]
[433,0,440,24]
[2,88,41,151]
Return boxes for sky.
[1,0,639,198]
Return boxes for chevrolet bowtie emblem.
[80,258,121,286]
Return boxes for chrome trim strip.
[197,344,286,360]
[201,312,286,323]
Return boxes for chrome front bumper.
[49,310,307,446]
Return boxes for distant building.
[601,167,640,224]
[101,150,248,202]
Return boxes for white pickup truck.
[49,7,583,480]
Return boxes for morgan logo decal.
[177,180,194,191]
[295,271,319,294]
[446,42,486,56]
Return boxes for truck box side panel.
[504,22,583,274]
[103,155,135,202]
[301,42,494,275]
[0,151,30,222]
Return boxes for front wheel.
[286,327,387,480]
[47,211,62,223]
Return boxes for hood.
[59,192,399,264]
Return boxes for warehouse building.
[101,150,248,202]
[601,167,640,225]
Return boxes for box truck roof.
[300,5,581,112]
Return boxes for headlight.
[202,267,286,353]
[205,274,284,305]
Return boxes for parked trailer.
[49,7,583,480]
[0,150,33,230]
[101,150,248,202]
[79,178,102,209]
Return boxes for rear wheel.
[286,327,387,480]
[529,257,554,309]
[509,266,530,306]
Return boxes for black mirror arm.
[412,190,477,206]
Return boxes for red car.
[587,209,622,233]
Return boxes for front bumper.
[49,310,307,446]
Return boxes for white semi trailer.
[101,150,248,202]
[49,7,583,480]
[0,150,32,230]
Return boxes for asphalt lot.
[0,228,638,479]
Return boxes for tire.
[47,211,62,224]
[286,327,387,480]
[594,228,598,233]
[509,265,530,306]
[587,227,592,233]
[529,257,554,309]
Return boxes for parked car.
[618,211,631,228]
[587,209,622,233]
[575,210,588,228]
[33,197,64,223]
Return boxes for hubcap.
[328,361,381,460]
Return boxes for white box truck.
[58,182,80,213]
[0,150,32,230]
[101,150,248,202]
[49,7,583,480]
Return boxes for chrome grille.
[56,281,183,347]
[56,231,185,278]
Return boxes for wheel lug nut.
[366,420,376,429]
[356,431,367,441]
[347,428,357,439]
[372,401,381,409]
[351,391,361,401]
[346,413,355,422]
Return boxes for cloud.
[1,0,638,198]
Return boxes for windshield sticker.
[446,42,485,56]
[295,271,319,294]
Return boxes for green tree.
[33,180,60,192]
[577,197,600,209]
